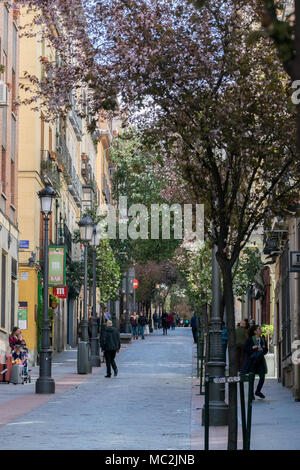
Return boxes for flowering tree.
[16,0,300,448]
[233,247,263,299]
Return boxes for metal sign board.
[19,240,29,249]
[290,251,300,272]
[54,286,68,299]
[48,245,66,287]
[18,302,28,330]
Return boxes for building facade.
[0,3,19,354]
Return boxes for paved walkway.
[0,328,194,450]
[1,327,300,450]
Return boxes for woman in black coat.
[162,312,169,335]
[241,325,268,399]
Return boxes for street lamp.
[36,184,57,394]
[77,214,94,374]
[204,245,228,425]
[90,224,101,367]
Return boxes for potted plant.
[57,164,64,172]
[41,56,49,63]
[0,65,5,74]
[50,295,59,309]
[13,8,20,20]
[49,151,56,161]
[81,153,87,161]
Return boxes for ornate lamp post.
[77,214,94,374]
[36,184,57,394]
[90,224,101,367]
[205,245,228,425]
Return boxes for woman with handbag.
[242,325,268,399]
[130,312,139,339]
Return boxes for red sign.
[133,279,139,290]
[54,286,68,299]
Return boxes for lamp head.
[78,215,94,242]
[38,184,57,215]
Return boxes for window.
[10,205,15,224]
[10,259,17,329]
[2,105,7,150]
[49,127,52,152]
[3,6,8,54]
[12,24,17,73]
[10,281,15,331]
[1,195,6,213]
[11,114,16,162]
[1,147,6,194]
[41,114,45,150]
[1,253,6,328]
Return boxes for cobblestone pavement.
[0,328,194,450]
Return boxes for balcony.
[68,94,82,141]
[102,173,111,204]
[56,137,82,207]
[40,150,60,194]
[68,166,83,207]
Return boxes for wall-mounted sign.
[290,251,300,272]
[21,272,29,281]
[18,302,28,330]
[54,286,68,299]
[19,240,29,249]
[48,245,66,287]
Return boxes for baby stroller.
[11,348,31,384]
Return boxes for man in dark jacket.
[138,311,147,339]
[190,314,198,343]
[100,320,121,378]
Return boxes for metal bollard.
[77,341,92,374]
[245,372,255,450]
[204,375,210,450]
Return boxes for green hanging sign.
[48,245,66,287]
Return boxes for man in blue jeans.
[138,311,147,339]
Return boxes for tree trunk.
[201,302,210,371]
[220,260,238,450]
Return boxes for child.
[12,345,27,374]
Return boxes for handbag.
[250,349,264,363]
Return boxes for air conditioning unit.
[0,81,8,107]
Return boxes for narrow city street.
[0,328,194,450]
[1,328,300,451]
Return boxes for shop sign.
[48,245,66,287]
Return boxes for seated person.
[12,345,27,374]
[9,327,20,351]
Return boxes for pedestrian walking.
[221,321,228,364]
[138,311,147,339]
[130,311,139,339]
[190,314,198,344]
[88,313,93,341]
[100,320,120,378]
[103,307,111,322]
[171,312,176,330]
[242,324,268,399]
[120,313,126,333]
[162,312,169,335]
[153,312,159,330]
[235,319,249,371]
[168,312,174,330]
